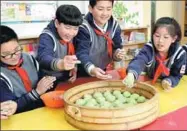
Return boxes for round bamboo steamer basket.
[63,81,159,130]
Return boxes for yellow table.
[1,76,187,130]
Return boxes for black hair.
[89,0,114,8]
[152,17,181,43]
[56,5,83,26]
[0,25,18,45]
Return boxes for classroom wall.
[2,1,180,40]
[142,1,151,40]
[1,1,57,39]
[142,1,179,40]
[156,1,176,19]
[57,1,87,15]
[3,1,87,39]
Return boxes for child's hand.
[91,67,112,80]
[115,48,125,59]
[57,55,81,70]
[68,67,77,83]
[122,72,135,88]
[36,76,56,95]
[161,79,172,91]
[1,100,17,119]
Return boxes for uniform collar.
[93,20,108,33]
[86,13,112,33]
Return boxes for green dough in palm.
[123,91,131,98]
[75,99,86,106]
[131,93,140,100]
[137,96,146,103]
[93,92,103,98]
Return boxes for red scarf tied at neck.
[8,59,32,92]
[94,29,113,58]
[152,55,170,84]
[60,39,75,55]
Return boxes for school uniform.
[37,20,73,82]
[0,53,44,113]
[182,44,187,74]
[127,42,186,87]
[74,12,123,76]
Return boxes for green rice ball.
[96,96,106,104]
[112,100,123,107]
[105,95,116,102]
[137,96,146,103]
[123,91,131,98]
[83,94,92,101]
[116,94,124,99]
[117,95,126,103]
[93,92,103,98]
[131,93,140,100]
[100,101,112,109]
[126,98,132,103]
[85,102,95,107]
[75,99,86,106]
[87,98,97,105]
[103,91,112,97]
[113,90,121,96]
[129,98,137,105]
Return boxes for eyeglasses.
[1,47,23,59]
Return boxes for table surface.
[1,71,187,130]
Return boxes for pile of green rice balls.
[75,90,147,108]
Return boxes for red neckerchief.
[59,39,75,55]
[94,29,113,58]
[8,59,32,92]
[152,55,170,84]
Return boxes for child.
[122,17,186,91]
[1,101,17,119]
[183,44,187,74]
[37,5,83,84]
[74,0,125,80]
[0,25,56,113]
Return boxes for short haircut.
[56,5,83,26]
[89,0,114,8]
[152,17,182,43]
[0,25,18,45]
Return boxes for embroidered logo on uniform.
[180,65,186,74]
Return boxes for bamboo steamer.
[63,81,159,130]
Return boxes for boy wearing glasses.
[37,5,83,85]
[74,0,125,80]
[0,25,56,113]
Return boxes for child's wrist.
[57,59,65,70]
